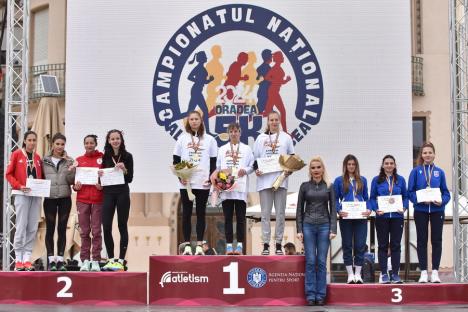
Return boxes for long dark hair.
[104,129,127,157]
[342,154,363,193]
[417,142,435,166]
[377,154,398,184]
[22,130,37,148]
[184,111,205,136]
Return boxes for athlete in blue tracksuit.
[408,142,450,283]
[370,155,408,284]
[334,154,370,284]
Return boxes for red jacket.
[75,150,103,204]
[6,148,43,190]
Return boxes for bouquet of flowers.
[210,169,237,206]
[272,154,306,190]
[171,160,197,200]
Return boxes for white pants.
[13,195,41,260]
[259,187,287,245]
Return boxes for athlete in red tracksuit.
[73,135,103,272]
[5,131,43,271]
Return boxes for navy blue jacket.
[370,175,409,219]
[408,164,450,213]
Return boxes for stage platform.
[0,271,147,305]
[0,256,466,306]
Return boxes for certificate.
[13,178,51,197]
[75,167,99,185]
[342,201,367,219]
[100,168,125,186]
[377,195,403,213]
[416,188,442,203]
[257,155,281,174]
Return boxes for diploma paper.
[342,201,367,219]
[13,179,51,197]
[75,167,99,185]
[257,155,281,174]
[416,188,442,203]
[100,168,125,186]
[377,195,403,213]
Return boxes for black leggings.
[44,197,72,257]
[180,189,209,242]
[222,199,246,243]
[102,191,131,259]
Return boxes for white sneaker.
[90,260,101,272]
[354,274,363,284]
[431,270,441,283]
[347,273,355,284]
[195,245,205,255]
[183,244,193,255]
[80,259,90,272]
[418,270,428,283]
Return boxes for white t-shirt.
[51,156,61,167]
[216,142,254,202]
[173,132,218,190]
[253,131,295,191]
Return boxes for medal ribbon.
[230,142,240,167]
[268,131,279,154]
[112,154,121,166]
[350,178,358,201]
[386,176,394,196]
[423,164,434,188]
[190,134,201,158]
[22,148,35,178]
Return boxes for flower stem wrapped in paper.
[210,169,237,207]
[272,154,306,191]
[171,161,198,200]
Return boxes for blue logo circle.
[247,267,267,288]
[153,4,324,146]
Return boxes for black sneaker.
[261,243,270,255]
[48,261,57,271]
[275,243,284,255]
[56,261,67,271]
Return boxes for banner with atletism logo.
[66,0,412,192]
[149,256,305,305]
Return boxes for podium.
[0,272,147,305]
[149,255,306,305]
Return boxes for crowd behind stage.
[6,110,450,306]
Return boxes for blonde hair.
[309,156,331,187]
[264,111,281,133]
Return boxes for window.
[33,8,49,66]
[412,117,426,166]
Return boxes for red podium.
[149,255,306,306]
[0,272,147,305]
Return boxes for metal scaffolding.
[2,0,29,270]
[450,0,468,282]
